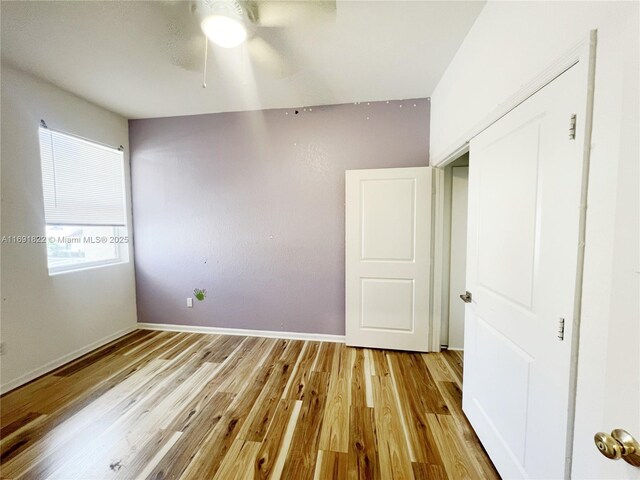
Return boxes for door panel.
[477,123,539,308]
[361,278,414,331]
[346,167,431,352]
[474,315,532,464]
[361,178,416,261]
[464,64,584,479]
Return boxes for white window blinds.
[38,127,126,226]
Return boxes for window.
[38,126,128,274]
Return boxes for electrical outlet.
[187,297,193,308]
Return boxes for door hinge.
[557,318,565,341]
[569,114,577,140]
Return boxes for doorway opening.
[439,153,470,351]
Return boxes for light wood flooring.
[1,330,499,479]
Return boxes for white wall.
[430,2,639,478]
[0,64,138,393]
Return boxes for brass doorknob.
[594,429,640,467]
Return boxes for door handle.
[594,429,640,467]
[460,291,472,303]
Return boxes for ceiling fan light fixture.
[201,14,247,48]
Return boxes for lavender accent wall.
[129,99,429,335]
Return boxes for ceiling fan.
[165,0,336,84]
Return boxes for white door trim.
[564,29,598,475]
[431,31,596,168]
[430,166,446,351]
[431,30,597,476]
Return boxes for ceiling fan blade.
[247,35,295,78]
[164,1,205,72]
[244,0,336,27]
[168,33,206,72]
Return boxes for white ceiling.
[1,1,485,119]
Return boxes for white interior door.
[463,65,585,479]
[571,45,640,477]
[345,167,432,352]
[447,166,468,350]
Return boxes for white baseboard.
[0,325,137,395]
[447,347,464,352]
[1,323,345,395]
[137,322,346,344]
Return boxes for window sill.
[48,259,129,276]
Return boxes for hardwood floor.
[0,330,499,479]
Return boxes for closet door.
[463,65,583,479]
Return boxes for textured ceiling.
[1,1,485,119]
